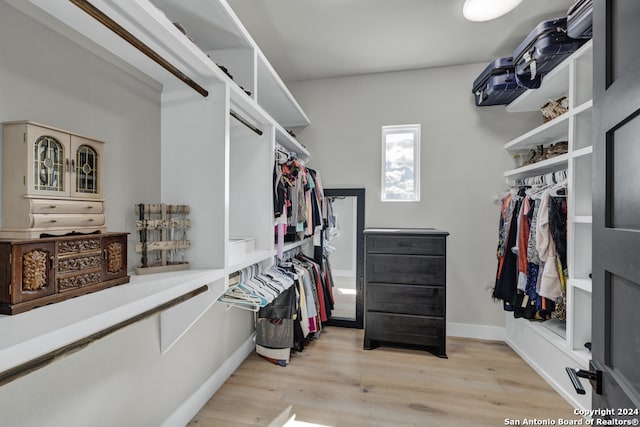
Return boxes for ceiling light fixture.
[463,0,523,22]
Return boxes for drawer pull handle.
[88,218,94,222]
[49,205,57,209]
[49,220,57,223]
[86,206,93,209]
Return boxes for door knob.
[566,366,602,395]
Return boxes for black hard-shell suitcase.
[513,17,587,89]
[472,57,526,106]
[567,0,593,39]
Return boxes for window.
[381,124,420,201]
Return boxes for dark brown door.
[12,242,56,303]
[592,0,640,414]
[102,235,128,282]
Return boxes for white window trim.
[381,124,421,202]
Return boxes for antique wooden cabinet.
[0,232,129,314]
[363,228,449,357]
[1,121,105,238]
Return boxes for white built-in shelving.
[0,0,312,374]
[502,40,593,411]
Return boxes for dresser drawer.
[365,312,444,347]
[366,235,445,255]
[30,199,103,214]
[31,213,105,229]
[366,253,444,285]
[367,283,444,316]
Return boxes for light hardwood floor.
[188,327,578,427]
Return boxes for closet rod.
[230,109,263,136]
[69,0,209,98]
[0,284,208,387]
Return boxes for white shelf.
[281,237,313,254]
[0,269,225,373]
[151,0,310,128]
[512,317,589,367]
[504,153,569,181]
[505,100,592,152]
[8,0,310,127]
[256,51,310,128]
[6,0,229,96]
[507,40,593,113]
[151,0,253,51]
[571,145,593,159]
[275,124,310,162]
[569,278,592,293]
[227,248,277,273]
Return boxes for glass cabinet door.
[70,135,103,199]
[74,144,99,195]
[34,136,65,193]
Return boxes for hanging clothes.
[536,190,563,300]
[493,179,567,321]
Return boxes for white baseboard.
[161,333,256,427]
[446,322,505,341]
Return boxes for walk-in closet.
[0,0,638,426]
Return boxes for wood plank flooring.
[188,327,578,427]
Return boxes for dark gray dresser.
[363,228,449,358]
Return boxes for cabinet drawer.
[31,213,105,228]
[366,235,445,255]
[367,283,444,316]
[57,270,103,293]
[365,312,444,347]
[31,199,103,214]
[366,254,444,285]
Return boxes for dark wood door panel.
[592,0,640,413]
[606,273,640,402]
[605,110,640,230]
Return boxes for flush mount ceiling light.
[463,0,523,22]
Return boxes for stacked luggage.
[472,0,592,107]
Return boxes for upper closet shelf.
[505,100,592,152]
[7,0,229,96]
[275,124,310,162]
[507,40,593,113]
[504,153,569,182]
[256,51,310,128]
[152,0,310,128]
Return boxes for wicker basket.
[541,96,569,122]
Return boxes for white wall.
[0,4,254,425]
[0,3,159,271]
[289,65,540,331]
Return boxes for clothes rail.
[230,109,263,136]
[69,0,209,98]
[0,284,208,387]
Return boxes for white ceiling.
[226,0,574,83]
